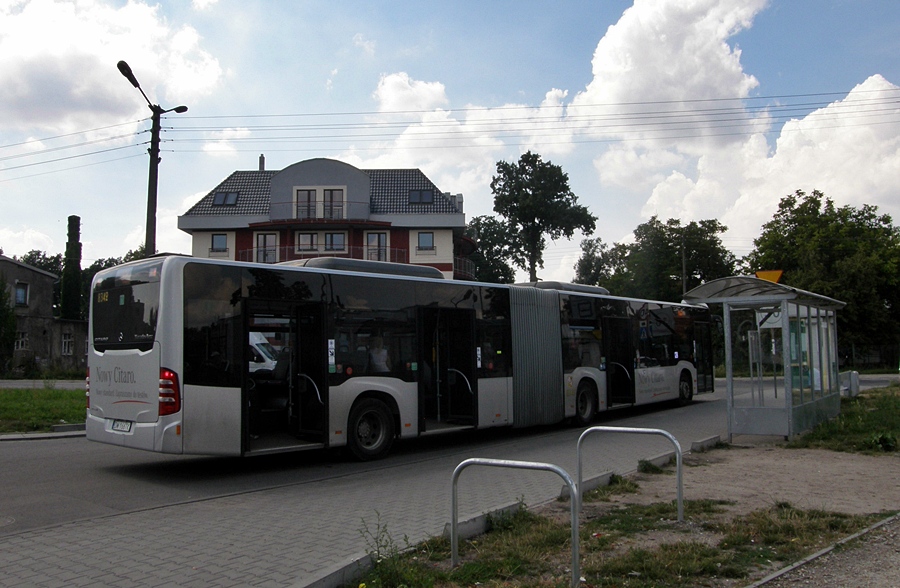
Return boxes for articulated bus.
[86,255,714,460]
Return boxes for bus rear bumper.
[86,414,183,454]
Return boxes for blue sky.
[1,0,898,282]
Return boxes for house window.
[256,233,278,263]
[324,232,346,251]
[212,191,239,206]
[296,233,318,252]
[417,232,435,253]
[367,232,387,261]
[296,189,315,219]
[14,283,28,306]
[62,333,74,356]
[324,189,344,219]
[210,234,228,254]
[409,189,434,204]
[14,332,28,351]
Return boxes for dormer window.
[409,189,433,204]
[212,191,238,206]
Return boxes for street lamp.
[117,60,188,257]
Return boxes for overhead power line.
[1,87,898,178]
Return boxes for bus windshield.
[92,258,164,352]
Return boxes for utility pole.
[117,60,187,257]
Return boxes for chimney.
[259,154,265,171]
[445,192,464,213]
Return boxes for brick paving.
[0,397,729,587]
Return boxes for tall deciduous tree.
[466,216,518,284]
[491,151,596,282]
[746,189,900,361]
[575,217,735,301]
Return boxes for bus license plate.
[111,420,132,433]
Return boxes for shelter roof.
[683,276,845,310]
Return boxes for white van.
[249,331,278,372]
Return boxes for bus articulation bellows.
[86,255,713,460]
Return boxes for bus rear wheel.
[573,381,596,427]
[678,373,694,406]
[348,398,395,460]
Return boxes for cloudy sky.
[1,0,898,282]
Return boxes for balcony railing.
[453,256,476,280]
[236,247,477,280]
[238,246,408,265]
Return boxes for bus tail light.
[158,368,181,416]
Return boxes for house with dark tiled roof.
[177,157,476,279]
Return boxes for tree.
[465,216,518,284]
[123,244,148,262]
[491,151,596,282]
[17,250,63,275]
[575,217,736,301]
[0,276,15,375]
[746,189,900,362]
[573,237,629,291]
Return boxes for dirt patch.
[537,444,900,586]
[630,445,900,516]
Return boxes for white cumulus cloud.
[0,0,222,134]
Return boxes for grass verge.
[787,382,900,453]
[0,388,85,433]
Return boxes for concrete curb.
[691,435,722,452]
[0,429,85,442]
[559,470,614,500]
[292,554,373,588]
[643,450,676,469]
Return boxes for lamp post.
[117,60,187,257]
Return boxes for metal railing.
[451,458,580,588]
[577,426,684,521]
[447,426,686,587]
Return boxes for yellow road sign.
[755,270,783,283]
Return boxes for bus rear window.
[92,259,164,351]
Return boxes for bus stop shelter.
[683,276,845,440]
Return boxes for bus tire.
[573,380,596,427]
[347,398,395,460]
[678,372,694,406]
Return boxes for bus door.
[245,301,327,449]
[603,316,636,405]
[294,303,327,440]
[694,322,715,393]
[418,308,477,429]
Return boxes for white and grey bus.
[86,255,713,460]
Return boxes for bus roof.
[277,257,445,279]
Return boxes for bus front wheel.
[678,372,694,406]
[573,381,596,427]
[348,398,395,460]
